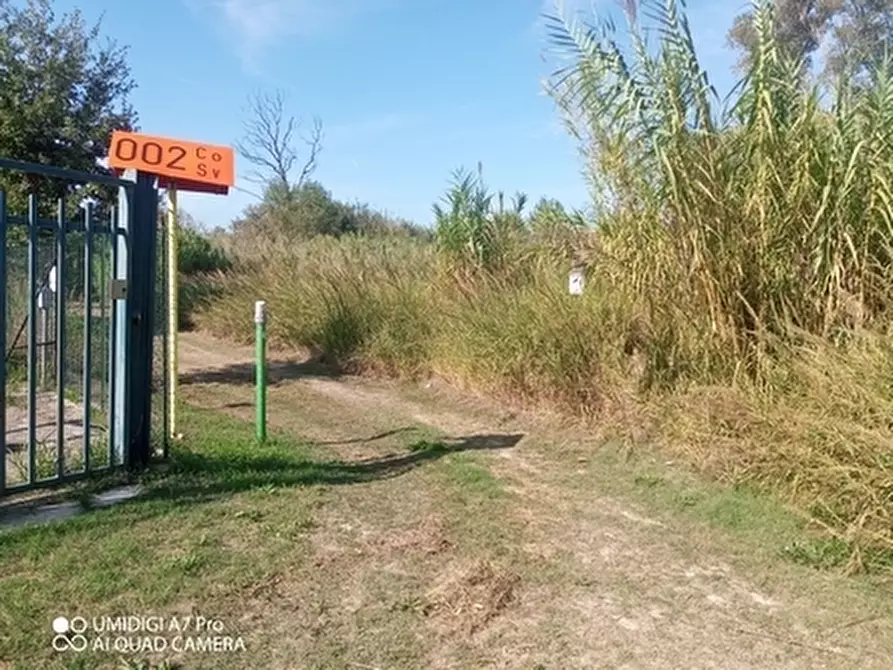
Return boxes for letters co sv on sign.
[107,130,235,189]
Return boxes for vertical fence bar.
[99,226,107,414]
[26,194,37,484]
[0,191,7,494]
[82,203,93,474]
[38,304,47,388]
[107,205,118,468]
[55,199,66,479]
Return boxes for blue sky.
[54,0,747,229]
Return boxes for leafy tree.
[728,0,893,83]
[0,0,137,213]
[826,1,893,82]
[232,178,429,245]
[232,180,355,241]
[346,201,429,238]
[283,181,357,237]
[727,0,837,73]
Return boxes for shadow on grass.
[0,405,522,548]
[179,357,338,387]
[315,427,419,446]
[138,432,523,506]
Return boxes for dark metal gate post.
[130,172,159,469]
[113,168,158,471]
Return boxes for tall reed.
[195,0,893,570]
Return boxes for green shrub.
[178,226,230,275]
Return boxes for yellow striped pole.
[167,186,180,440]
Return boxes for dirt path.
[179,331,893,669]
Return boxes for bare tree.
[236,90,323,191]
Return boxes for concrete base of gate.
[0,484,142,529]
[4,390,108,488]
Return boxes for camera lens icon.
[52,634,88,652]
[51,616,89,652]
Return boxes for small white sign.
[254,300,267,324]
[569,268,585,295]
[48,265,57,293]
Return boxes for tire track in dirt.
[178,331,893,669]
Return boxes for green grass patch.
[0,403,526,669]
[442,454,506,501]
[573,444,807,552]
[0,405,344,669]
[563,442,893,579]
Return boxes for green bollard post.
[255,300,267,442]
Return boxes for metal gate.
[0,158,166,497]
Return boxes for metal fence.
[3,199,119,488]
[1,160,168,496]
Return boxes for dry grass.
[193,0,893,571]
[656,332,893,570]
[422,559,521,635]
[376,515,452,556]
[195,239,893,568]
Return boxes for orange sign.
[107,131,234,189]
